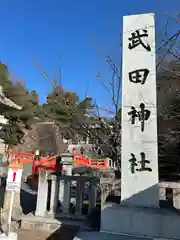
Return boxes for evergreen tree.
[0,62,40,147]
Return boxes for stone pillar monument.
[75,178,84,215]
[101,13,161,235]
[49,174,59,216]
[60,165,72,214]
[121,13,158,207]
[59,153,73,214]
[35,170,48,216]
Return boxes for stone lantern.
[60,152,74,176]
[60,152,74,165]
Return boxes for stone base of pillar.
[47,212,56,218]
[101,203,180,239]
[21,215,83,232]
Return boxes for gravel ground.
[17,226,79,240]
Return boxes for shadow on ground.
[20,180,37,215]
[46,225,79,240]
[20,189,37,214]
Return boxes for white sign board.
[6,167,23,192]
[121,13,159,207]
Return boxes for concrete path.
[74,231,153,240]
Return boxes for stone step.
[17,225,79,240]
[21,215,87,232]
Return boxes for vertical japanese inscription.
[129,69,149,85]
[129,152,152,174]
[128,29,151,51]
[127,27,152,172]
[121,13,158,207]
[128,103,151,132]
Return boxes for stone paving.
[18,230,151,240]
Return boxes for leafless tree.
[90,13,180,178]
[31,13,180,177]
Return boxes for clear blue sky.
[0,0,179,107]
